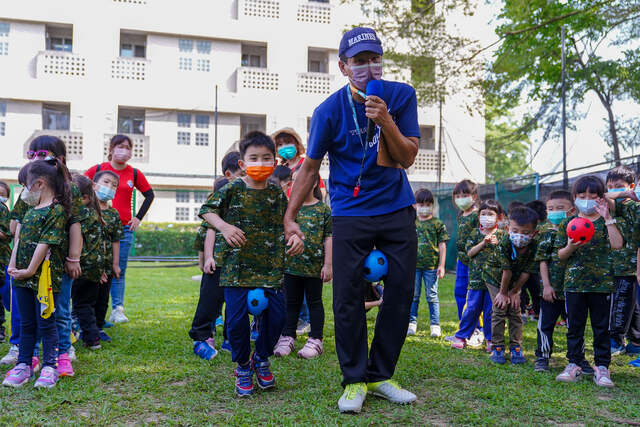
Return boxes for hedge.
[133,226,198,256]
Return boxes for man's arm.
[284,158,322,241]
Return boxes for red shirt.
[85,163,152,225]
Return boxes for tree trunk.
[605,104,621,165]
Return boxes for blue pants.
[454,260,469,320]
[111,225,133,309]
[455,289,492,341]
[15,287,58,368]
[409,269,439,325]
[56,273,73,353]
[299,296,310,323]
[224,287,285,366]
[1,269,20,345]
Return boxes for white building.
[0,0,485,223]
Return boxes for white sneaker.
[109,306,129,324]
[407,322,417,336]
[295,320,310,336]
[68,345,77,362]
[594,366,614,388]
[430,325,441,337]
[466,329,484,348]
[0,345,19,366]
[368,380,417,404]
[338,383,367,413]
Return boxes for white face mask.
[479,215,496,228]
[417,206,433,217]
[455,197,473,211]
[20,187,41,207]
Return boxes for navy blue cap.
[339,27,383,59]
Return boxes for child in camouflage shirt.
[408,188,448,337]
[484,206,539,365]
[555,175,623,387]
[199,131,303,397]
[274,170,331,360]
[533,190,574,373]
[452,199,505,352]
[5,160,70,388]
[0,181,11,341]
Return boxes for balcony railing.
[113,0,146,4]
[238,67,279,91]
[239,0,280,19]
[409,149,446,174]
[28,130,84,160]
[111,57,148,81]
[297,1,331,24]
[297,72,334,95]
[36,51,86,78]
[104,133,150,163]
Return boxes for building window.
[0,22,9,37]
[176,191,190,203]
[241,44,267,68]
[240,115,266,139]
[175,207,190,221]
[177,131,191,145]
[418,125,436,150]
[46,25,73,52]
[179,39,193,52]
[117,108,145,134]
[178,57,192,71]
[308,49,328,73]
[195,132,209,146]
[0,99,5,136]
[0,122,4,136]
[177,113,191,128]
[194,192,208,204]
[120,33,146,58]
[195,115,209,129]
[0,22,8,56]
[196,40,211,54]
[42,103,70,131]
[196,59,210,72]
[193,207,200,222]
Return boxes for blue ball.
[363,250,388,282]
[247,288,268,316]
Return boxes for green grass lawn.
[1,266,640,426]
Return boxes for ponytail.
[23,159,72,216]
[72,174,104,226]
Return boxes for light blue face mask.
[277,145,297,160]
[96,185,116,202]
[547,210,567,225]
[575,198,597,215]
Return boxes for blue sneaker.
[99,330,112,342]
[251,353,275,389]
[510,346,526,364]
[193,341,218,361]
[625,342,640,356]
[234,365,254,397]
[629,356,640,368]
[610,338,626,356]
[103,321,114,329]
[250,330,259,342]
[216,315,223,328]
[490,347,506,365]
[221,340,232,353]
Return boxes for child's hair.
[526,200,547,222]
[507,200,524,214]
[0,180,9,198]
[311,172,323,201]
[239,131,276,158]
[452,179,478,197]
[29,135,72,180]
[93,170,120,186]
[213,177,229,193]
[73,174,104,225]
[222,151,241,175]
[269,165,292,187]
[606,165,636,185]
[415,188,434,204]
[22,160,72,215]
[572,175,605,197]
[509,206,539,228]
[547,190,573,204]
[108,135,133,161]
[479,199,503,216]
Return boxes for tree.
[489,0,640,165]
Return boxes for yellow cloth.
[37,260,55,319]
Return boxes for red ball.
[566,217,595,244]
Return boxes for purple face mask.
[348,63,383,91]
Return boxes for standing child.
[555,175,623,387]
[0,181,11,341]
[453,180,479,323]
[452,199,505,351]
[92,171,122,342]
[407,188,448,337]
[199,131,303,396]
[4,160,70,388]
[274,170,332,359]
[70,174,105,350]
[485,206,539,365]
[533,191,574,372]
[522,200,546,320]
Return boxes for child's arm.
[7,236,18,271]
[201,212,246,247]
[437,241,447,279]
[9,243,49,280]
[112,241,121,278]
[321,236,332,283]
[203,228,216,274]
[66,222,83,278]
[595,198,623,249]
[494,269,512,309]
[467,239,488,258]
[539,261,556,302]
[558,238,581,260]
[508,272,530,311]
[364,298,382,310]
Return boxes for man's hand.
[204,257,216,274]
[542,285,557,303]
[365,95,392,127]
[113,263,121,279]
[509,292,521,311]
[284,218,305,243]
[128,217,141,232]
[65,261,81,279]
[494,292,509,310]
[436,266,445,279]
[220,223,246,247]
[321,264,332,282]
[286,234,304,256]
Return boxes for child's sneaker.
[32,356,40,373]
[534,357,549,372]
[407,322,417,336]
[297,338,323,359]
[103,321,114,328]
[556,363,582,382]
[221,340,232,353]
[610,338,626,356]
[250,329,259,342]
[84,339,102,350]
[68,345,77,362]
[3,363,33,387]
[485,340,492,353]
[57,353,74,377]
[625,342,640,356]
[193,340,218,361]
[34,366,58,388]
[0,345,19,366]
[99,330,112,342]
[556,319,567,327]
[467,329,484,348]
[490,346,506,364]
[215,315,223,328]
[109,305,129,324]
[296,319,311,336]
[510,346,526,364]
[205,337,215,349]
[273,335,295,357]
[629,356,640,367]
[451,337,465,349]
[430,325,441,337]
[234,365,253,397]
[578,359,594,375]
[593,366,614,388]
[251,353,275,389]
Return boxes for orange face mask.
[245,162,275,182]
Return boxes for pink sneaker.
[205,337,216,349]
[451,337,466,349]
[273,335,295,357]
[297,338,323,359]
[2,363,33,387]
[57,353,75,377]
[32,356,40,373]
[34,366,58,388]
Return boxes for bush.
[133,229,198,256]
[138,222,200,233]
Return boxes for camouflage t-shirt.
[416,217,449,270]
[483,233,538,290]
[613,199,638,277]
[193,222,224,258]
[14,203,66,292]
[79,207,104,282]
[534,222,566,297]
[456,211,478,265]
[101,207,123,276]
[199,179,287,289]
[465,227,506,290]
[285,202,331,278]
[554,215,615,293]
[0,202,11,282]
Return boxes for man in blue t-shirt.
[284,27,420,413]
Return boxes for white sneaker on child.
[430,325,441,337]
[407,322,417,336]
[466,329,484,348]
[0,345,19,366]
[110,306,129,324]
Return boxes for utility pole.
[214,84,219,177]
[438,97,443,186]
[561,26,568,189]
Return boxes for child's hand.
[100,272,108,284]
[9,268,35,280]
[436,266,445,279]
[113,263,121,279]
[594,198,612,220]
[204,257,216,274]
[65,261,82,279]
[321,264,332,282]
[286,234,304,256]
[220,223,246,247]
[494,292,509,310]
[565,237,583,250]
[542,286,556,303]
